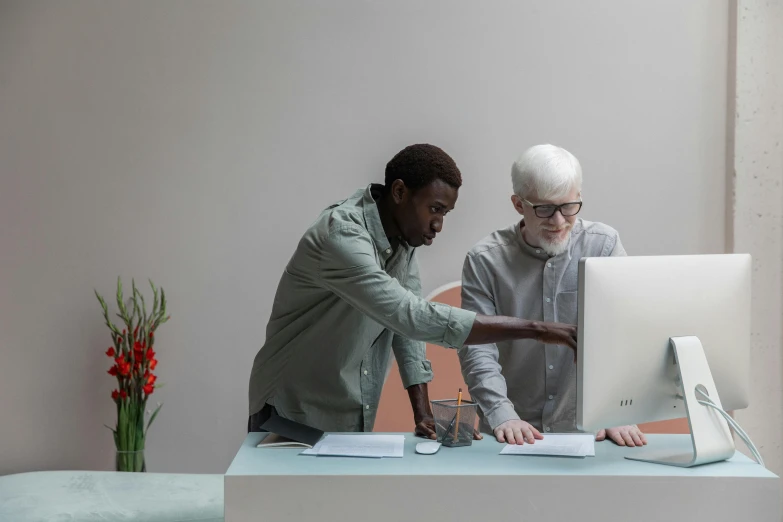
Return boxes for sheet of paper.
[300,434,405,458]
[500,433,595,457]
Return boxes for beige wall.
[731,0,783,479]
[0,1,733,474]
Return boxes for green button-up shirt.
[249,184,477,432]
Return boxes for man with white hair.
[458,144,647,447]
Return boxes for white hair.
[511,144,582,200]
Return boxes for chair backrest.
[373,282,689,434]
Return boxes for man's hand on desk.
[414,415,437,440]
[407,383,484,441]
[596,425,647,447]
[493,419,544,445]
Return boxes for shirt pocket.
[555,291,578,325]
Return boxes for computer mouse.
[415,441,442,455]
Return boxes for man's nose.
[549,210,566,226]
[432,218,443,233]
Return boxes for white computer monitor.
[576,253,751,467]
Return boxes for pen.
[453,388,463,442]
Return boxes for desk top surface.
[226,433,777,479]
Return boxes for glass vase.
[115,449,146,472]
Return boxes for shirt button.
[365,405,370,410]
[546,297,551,303]
[549,395,554,400]
[546,262,552,268]
[548,365,554,370]
[363,370,368,375]
[544,426,551,432]
[536,249,541,254]
[385,248,391,254]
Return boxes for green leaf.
[138,289,148,325]
[118,401,128,450]
[131,279,140,330]
[159,288,167,318]
[150,280,159,318]
[116,277,124,314]
[96,289,122,336]
[145,403,163,436]
[95,291,108,312]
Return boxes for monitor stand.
[625,336,735,467]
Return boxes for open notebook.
[255,411,324,449]
[257,432,314,449]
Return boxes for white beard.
[539,232,571,257]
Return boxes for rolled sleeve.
[395,347,434,388]
[442,306,477,348]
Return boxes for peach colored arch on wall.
[374,282,689,435]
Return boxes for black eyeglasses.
[522,198,583,219]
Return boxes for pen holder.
[431,399,478,447]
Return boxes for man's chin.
[405,234,435,247]
[540,235,570,256]
[402,237,423,248]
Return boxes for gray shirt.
[249,184,477,432]
[458,218,625,434]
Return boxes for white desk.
[225,433,780,522]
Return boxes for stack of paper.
[500,433,595,458]
[301,434,405,458]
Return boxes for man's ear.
[511,195,525,216]
[390,179,408,204]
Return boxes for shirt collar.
[362,184,394,260]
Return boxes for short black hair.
[384,144,462,192]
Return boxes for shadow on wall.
[374,283,689,435]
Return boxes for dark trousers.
[247,403,277,433]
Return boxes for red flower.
[133,325,139,339]
[149,330,154,338]
[117,336,122,344]
[149,358,158,370]
[108,366,118,376]
[115,356,131,377]
[146,348,155,360]
[111,389,119,400]
[134,341,144,352]
[119,389,128,400]
[143,383,154,395]
[146,373,157,386]
[106,347,115,357]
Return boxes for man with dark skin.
[248,144,577,438]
